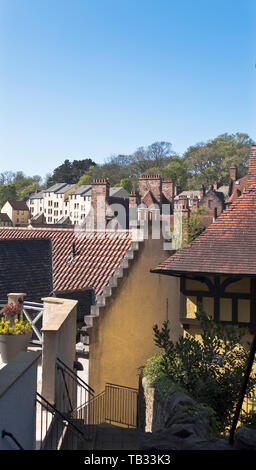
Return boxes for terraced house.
[27,181,130,226]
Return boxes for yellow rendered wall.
[88,235,183,394]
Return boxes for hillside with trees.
[0,132,254,208]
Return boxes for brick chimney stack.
[230,165,238,182]
[192,195,199,211]
[139,175,162,205]
[213,180,218,191]
[162,178,174,203]
[200,184,205,199]
[129,190,137,206]
[91,178,110,228]
[248,145,256,185]
[178,194,189,211]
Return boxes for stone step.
[78,422,141,451]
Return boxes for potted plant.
[0,302,32,363]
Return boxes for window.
[48,200,53,206]
[54,202,58,208]
[48,209,52,214]
[208,200,213,208]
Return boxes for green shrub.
[149,308,256,436]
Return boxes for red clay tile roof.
[152,145,256,277]
[141,190,159,207]
[226,175,248,204]
[0,227,132,297]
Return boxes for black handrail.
[36,392,85,437]
[59,367,74,412]
[106,382,138,391]
[1,430,24,450]
[56,357,94,396]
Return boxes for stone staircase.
[77,423,141,450]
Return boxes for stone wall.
[138,375,232,450]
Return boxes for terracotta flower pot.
[0,330,32,363]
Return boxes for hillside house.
[27,182,130,226]
[1,200,30,226]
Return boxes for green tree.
[47,158,96,185]
[118,177,133,193]
[0,184,17,208]
[182,207,206,246]
[13,171,42,199]
[78,165,98,186]
[151,309,256,436]
[183,133,254,189]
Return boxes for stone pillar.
[8,293,26,304]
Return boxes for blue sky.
[0,0,255,179]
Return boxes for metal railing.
[36,392,87,450]
[75,383,138,431]
[56,357,94,415]
[1,430,24,450]
[0,298,44,346]
[22,301,44,345]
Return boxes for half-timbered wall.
[181,275,256,330]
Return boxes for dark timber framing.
[180,274,256,331]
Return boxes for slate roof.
[0,227,132,298]
[0,213,12,223]
[151,145,256,277]
[7,200,29,211]
[71,185,92,196]
[28,190,45,200]
[45,183,67,193]
[55,184,77,194]
[0,239,52,302]
[174,190,201,200]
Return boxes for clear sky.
[0,0,255,179]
